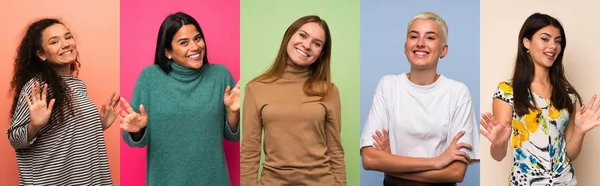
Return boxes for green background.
[240,0,361,185]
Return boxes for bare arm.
[489,99,513,161]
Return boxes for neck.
[53,64,72,76]
[532,63,550,85]
[407,67,439,85]
[283,60,310,80]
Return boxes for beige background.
[480,0,600,185]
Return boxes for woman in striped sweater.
[6,18,118,185]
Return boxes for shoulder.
[441,76,473,101]
[140,64,164,77]
[377,74,406,89]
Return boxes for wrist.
[432,156,443,170]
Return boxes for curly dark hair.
[9,18,80,121]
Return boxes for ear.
[440,44,448,59]
[165,49,172,59]
[522,38,531,50]
[36,50,47,61]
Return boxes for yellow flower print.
[512,120,530,148]
[499,82,513,93]
[525,109,541,133]
[547,103,562,120]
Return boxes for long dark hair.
[512,13,581,116]
[10,18,79,121]
[252,15,333,97]
[154,12,209,74]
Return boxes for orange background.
[0,1,120,185]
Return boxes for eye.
[50,40,58,45]
[179,41,188,46]
[427,36,435,40]
[409,35,418,39]
[66,35,73,40]
[299,33,307,39]
[194,36,202,42]
[313,41,322,48]
[541,37,549,42]
[555,39,562,44]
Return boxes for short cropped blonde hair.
[407,12,448,44]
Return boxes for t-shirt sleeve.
[360,76,389,149]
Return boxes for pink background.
[120,0,240,186]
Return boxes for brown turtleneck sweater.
[240,63,346,186]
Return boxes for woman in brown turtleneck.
[240,15,346,186]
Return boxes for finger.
[235,80,240,89]
[579,105,586,115]
[47,99,56,110]
[25,89,33,106]
[456,142,473,151]
[101,104,106,114]
[586,95,596,109]
[372,133,383,145]
[119,110,128,119]
[106,92,116,106]
[480,129,491,141]
[34,81,40,102]
[120,97,136,114]
[452,131,466,143]
[592,95,600,112]
[457,151,471,163]
[373,142,382,150]
[224,85,231,94]
[480,114,492,132]
[112,93,121,107]
[139,104,147,116]
[41,83,48,102]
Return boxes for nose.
[190,41,200,52]
[548,41,557,49]
[302,39,312,51]
[60,38,70,49]
[416,37,425,48]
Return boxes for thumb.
[47,99,56,110]
[224,85,231,94]
[139,104,147,115]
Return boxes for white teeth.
[296,49,308,57]
[188,53,200,58]
[414,51,428,56]
[60,50,72,56]
[544,52,555,57]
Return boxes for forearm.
[391,161,468,183]
[566,129,586,161]
[226,110,239,133]
[490,141,508,161]
[362,147,439,173]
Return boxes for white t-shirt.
[360,73,479,159]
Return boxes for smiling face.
[404,19,448,70]
[523,25,562,68]
[166,24,205,69]
[37,23,78,67]
[285,22,326,66]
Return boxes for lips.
[413,50,430,57]
[296,48,309,57]
[59,50,73,56]
[187,53,201,60]
[544,51,556,60]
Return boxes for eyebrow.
[176,33,201,43]
[408,30,438,36]
[541,33,562,39]
[47,32,72,42]
[298,29,324,43]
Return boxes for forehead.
[41,24,70,39]
[407,19,442,34]
[297,22,325,40]
[535,25,561,37]
[173,24,200,39]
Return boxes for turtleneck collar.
[282,60,310,80]
[169,62,203,82]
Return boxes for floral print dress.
[494,81,577,186]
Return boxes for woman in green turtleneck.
[119,12,240,186]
